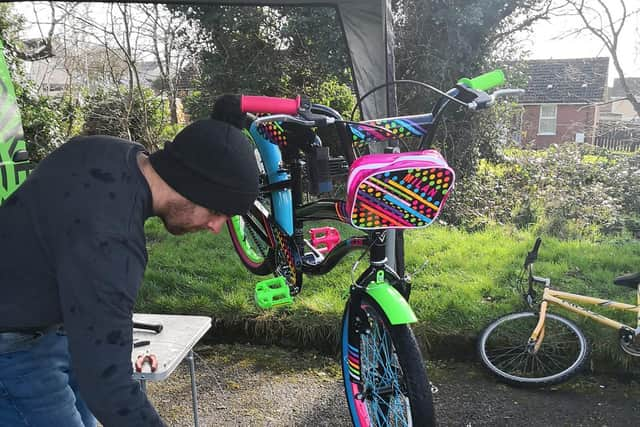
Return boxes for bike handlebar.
[252,114,331,127]
[253,88,525,126]
[240,95,301,114]
[467,88,525,111]
[458,69,505,91]
[241,69,509,117]
[242,70,523,145]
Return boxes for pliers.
[135,353,158,372]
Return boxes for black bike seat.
[613,272,640,289]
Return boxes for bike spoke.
[480,312,587,384]
[360,310,411,426]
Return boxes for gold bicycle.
[477,238,640,386]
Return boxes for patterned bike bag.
[346,150,455,230]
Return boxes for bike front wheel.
[341,295,435,426]
[477,311,589,387]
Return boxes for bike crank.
[619,328,640,357]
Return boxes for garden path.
[148,343,640,426]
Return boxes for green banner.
[0,39,30,203]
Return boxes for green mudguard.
[0,39,31,203]
[366,280,418,325]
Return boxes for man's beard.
[160,199,199,235]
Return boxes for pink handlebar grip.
[240,95,301,114]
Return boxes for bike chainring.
[250,193,303,294]
[273,226,303,295]
[619,329,640,357]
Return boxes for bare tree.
[486,0,561,46]
[109,3,153,143]
[137,4,191,124]
[55,2,158,146]
[1,1,61,61]
[2,2,88,66]
[560,0,640,117]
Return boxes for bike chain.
[244,211,300,293]
[245,216,269,259]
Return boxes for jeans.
[0,328,97,427]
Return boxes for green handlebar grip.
[458,69,505,91]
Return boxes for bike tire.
[227,206,274,276]
[341,294,435,426]
[477,311,589,387]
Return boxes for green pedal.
[255,277,294,309]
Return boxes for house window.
[538,104,558,135]
[538,104,557,135]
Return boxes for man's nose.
[207,215,228,234]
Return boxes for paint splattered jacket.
[0,136,165,426]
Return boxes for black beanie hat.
[148,119,259,216]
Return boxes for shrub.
[305,78,357,120]
[183,89,213,121]
[158,123,185,145]
[15,82,65,163]
[82,86,169,151]
[444,144,640,240]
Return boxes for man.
[0,117,259,426]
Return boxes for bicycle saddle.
[613,272,640,289]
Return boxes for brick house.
[518,57,609,148]
[599,77,640,122]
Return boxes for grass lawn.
[137,218,640,370]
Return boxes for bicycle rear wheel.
[341,295,435,426]
[227,204,274,276]
[477,311,589,387]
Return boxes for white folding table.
[131,313,211,427]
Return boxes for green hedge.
[444,144,640,240]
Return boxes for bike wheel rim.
[230,215,265,265]
[480,312,587,384]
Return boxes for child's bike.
[478,238,640,387]
[225,70,518,425]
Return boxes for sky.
[522,3,640,85]
[10,1,640,86]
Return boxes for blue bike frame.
[248,122,295,235]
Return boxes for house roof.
[610,77,640,98]
[520,57,609,104]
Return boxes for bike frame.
[530,284,640,351]
[248,88,460,237]
[238,87,465,323]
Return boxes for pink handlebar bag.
[346,150,455,230]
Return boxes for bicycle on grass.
[478,237,640,387]
[225,70,518,426]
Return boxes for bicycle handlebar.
[253,88,524,125]
[242,69,509,118]
[240,95,301,114]
[458,69,505,91]
[467,88,525,111]
[242,70,523,149]
[252,114,332,127]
